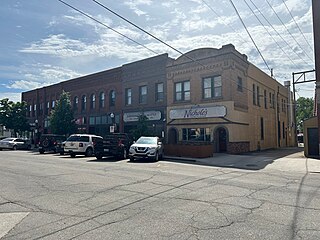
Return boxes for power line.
[281,0,314,52]
[265,0,314,63]
[92,0,211,68]
[229,0,271,72]
[57,0,159,55]
[200,0,251,48]
[248,0,312,67]
[243,0,299,69]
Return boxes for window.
[156,83,164,102]
[109,90,115,107]
[257,86,260,106]
[139,85,147,104]
[237,77,243,92]
[272,94,275,108]
[73,96,79,111]
[203,76,222,99]
[182,128,210,142]
[175,81,190,101]
[260,117,264,140]
[253,84,256,105]
[52,100,55,109]
[81,95,86,112]
[90,94,96,110]
[99,92,105,108]
[264,90,267,109]
[125,88,132,105]
[283,122,285,139]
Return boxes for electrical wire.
[57,0,159,55]
[229,0,271,72]
[243,0,299,69]
[265,0,314,63]
[248,0,312,67]
[281,0,314,52]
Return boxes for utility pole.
[313,0,320,155]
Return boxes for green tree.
[0,98,29,137]
[49,91,76,135]
[296,97,314,132]
[130,114,152,140]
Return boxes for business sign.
[123,111,162,122]
[169,105,226,119]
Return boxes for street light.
[109,113,115,133]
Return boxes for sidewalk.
[164,147,320,172]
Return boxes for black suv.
[39,134,67,154]
[94,133,133,160]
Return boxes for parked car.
[39,134,67,154]
[94,133,133,160]
[64,134,102,157]
[128,136,163,161]
[0,138,31,150]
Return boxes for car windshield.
[136,137,157,145]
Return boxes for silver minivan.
[64,134,102,157]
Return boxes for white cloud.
[0,92,21,103]
[123,0,152,16]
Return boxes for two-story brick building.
[22,44,295,155]
[165,44,295,157]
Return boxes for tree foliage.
[130,114,152,140]
[296,97,314,132]
[49,91,76,135]
[0,98,30,136]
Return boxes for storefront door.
[216,127,227,153]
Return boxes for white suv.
[64,134,102,157]
[129,136,163,161]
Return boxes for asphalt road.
[0,150,319,240]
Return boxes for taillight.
[54,141,57,145]
[79,143,83,147]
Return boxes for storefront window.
[182,128,210,142]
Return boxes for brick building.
[165,44,295,157]
[22,44,295,155]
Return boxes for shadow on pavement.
[164,147,304,171]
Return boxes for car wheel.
[85,147,93,157]
[117,149,127,160]
[154,152,159,162]
[60,152,64,155]
[39,149,45,154]
[129,156,134,162]
[13,145,17,151]
[0,148,2,151]
[70,153,76,158]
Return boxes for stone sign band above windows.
[123,111,162,122]
[169,105,227,119]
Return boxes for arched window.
[73,96,79,112]
[109,90,116,107]
[81,95,86,112]
[99,92,105,108]
[90,94,96,109]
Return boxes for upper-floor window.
[52,100,55,109]
[73,96,79,111]
[253,84,256,105]
[109,90,115,107]
[264,90,267,109]
[257,86,260,107]
[90,94,96,110]
[81,95,86,112]
[125,88,132,106]
[237,77,243,92]
[175,80,190,101]
[99,92,105,108]
[203,76,221,99]
[156,83,164,102]
[139,85,147,104]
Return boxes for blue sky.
[0,0,315,102]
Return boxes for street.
[0,150,319,240]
